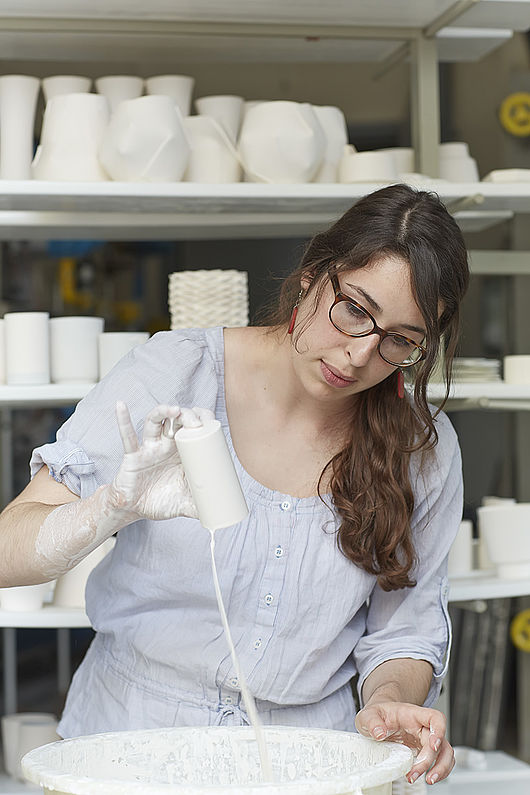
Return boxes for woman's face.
[291,254,427,402]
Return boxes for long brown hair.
[257,184,469,591]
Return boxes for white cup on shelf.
[95,75,144,114]
[1,713,58,780]
[338,148,399,183]
[42,75,92,104]
[145,74,195,117]
[448,520,474,577]
[0,318,6,383]
[311,105,349,183]
[98,332,149,379]
[503,355,530,384]
[0,582,52,611]
[195,94,244,144]
[4,312,50,386]
[50,316,104,383]
[53,538,115,609]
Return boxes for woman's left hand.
[355,702,454,785]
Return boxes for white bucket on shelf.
[22,725,413,795]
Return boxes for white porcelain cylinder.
[145,74,195,117]
[0,75,40,180]
[32,93,110,181]
[4,312,50,385]
[195,94,244,144]
[95,75,144,114]
[183,116,241,183]
[380,147,415,174]
[503,355,530,384]
[338,149,399,183]
[478,503,530,579]
[42,75,91,104]
[0,318,6,383]
[438,156,479,182]
[312,105,348,183]
[50,316,104,383]
[2,713,57,780]
[98,332,149,379]
[447,520,473,577]
[175,420,248,531]
[53,538,115,609]
[0,582,51,611]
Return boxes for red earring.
[397,368,405,399]
[287,289,304,335]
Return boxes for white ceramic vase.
[312,105,349,183]
[145,74,195,117]
[238,101,326,184]
[4,312,50,385]
[98,331,150,379]
[0,75,40,180]
[42,75,91,104]
[95,75,144,114]
[50,316,104,383]
[32,93,110,181]
[195,94,244,144]
[183,116,241,183]
[99,95,190,182]
[53,538,115,609]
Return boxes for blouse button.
[224,696,233,705]
[264,593,274,606]
[280,501,291,511]
[253,638,262,650]
[230,677,239,688]
[275,546,284,558]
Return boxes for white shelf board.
[0,383,94,408]
[0,606,91,628]
[0,181,527,240]
[428,382,530,401]
[449,571,530,601]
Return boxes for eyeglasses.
[328,272,426,367]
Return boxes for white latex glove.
[107,401,216,522]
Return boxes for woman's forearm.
[361,658,433,708]
[0,485,132,586]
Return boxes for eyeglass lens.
[330,302,422,365]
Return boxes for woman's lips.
[320,360,357,388]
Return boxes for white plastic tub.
[22,725,413,795]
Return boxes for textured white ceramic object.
[4,311,50,385]
[338,148,399,183]
[0,75,40,180]
[42,75,91,104]
[195,94,244,143]
[145,74,195,117]
[504,354,530,384]
[99,95,190,182]
[33,93,109,181]
[478,503,530,578]
[238,101,326,184]
[95,75,144,114]
[312,105,349,183]
[168,270,248,329]
[98,332,149,379]
[50,316,104,383]
[183,116,241,183]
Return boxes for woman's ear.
[300,273,313,292]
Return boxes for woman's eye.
[346,302,366,319]
[392,335,414,349]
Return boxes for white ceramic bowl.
[477,503,530,578]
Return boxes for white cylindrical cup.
[448,520,473,577]
[0,318,5,383]
[0,75,40,180]
[13,714,59,780]
[175,420,248,532]
[338,149,399,183]
[2,713,56,779]
[53,538,115,609]
[42,75,91,104]
[50,316,104,383]
[438,156,479,182]
[482,496,517,506]
[504,355,530,384]
[4,312,50,385]
[145,74,195,117]
[0,582,51,611]
[95,75,143,114]
[195,94,244,143]
[98,332,149,379]
[439,142,470,158]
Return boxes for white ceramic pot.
[32,93,110,181]
[447,520,474,577]
[95,75,144,114]
[50,316,104,383]
[4,312,50,385]
[53,538,115,609]
[503,355,530,384]
[311,105,349,183]
[99,95,190,182]
[478,503,530,578]
[438,156,479,182]
[183,116,241,183]
[98,331,150,379]
[145,74,195,117]
[42,75,91,104]
[439,141,470,159]
[238,101,326,184]
[2,713,58,780]
[195,94,244,144]
[0,582,52,611]
[0,75,40,180]
[380,147,415,174]
[338,148,399,183]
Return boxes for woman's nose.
[345,333,380,367]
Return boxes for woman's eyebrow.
[345,282,426,336]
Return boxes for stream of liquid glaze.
[209,530,274,783]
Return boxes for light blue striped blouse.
[30,327,462,738]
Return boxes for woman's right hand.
[107,401,213,523]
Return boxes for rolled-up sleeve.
[353,411,463,707]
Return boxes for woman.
[0,184,468,786]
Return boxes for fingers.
[180,407,203,429]
[425,738,455,785]
[191,406,216,425]
[143,405,183,442]
[116,401,139,454]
